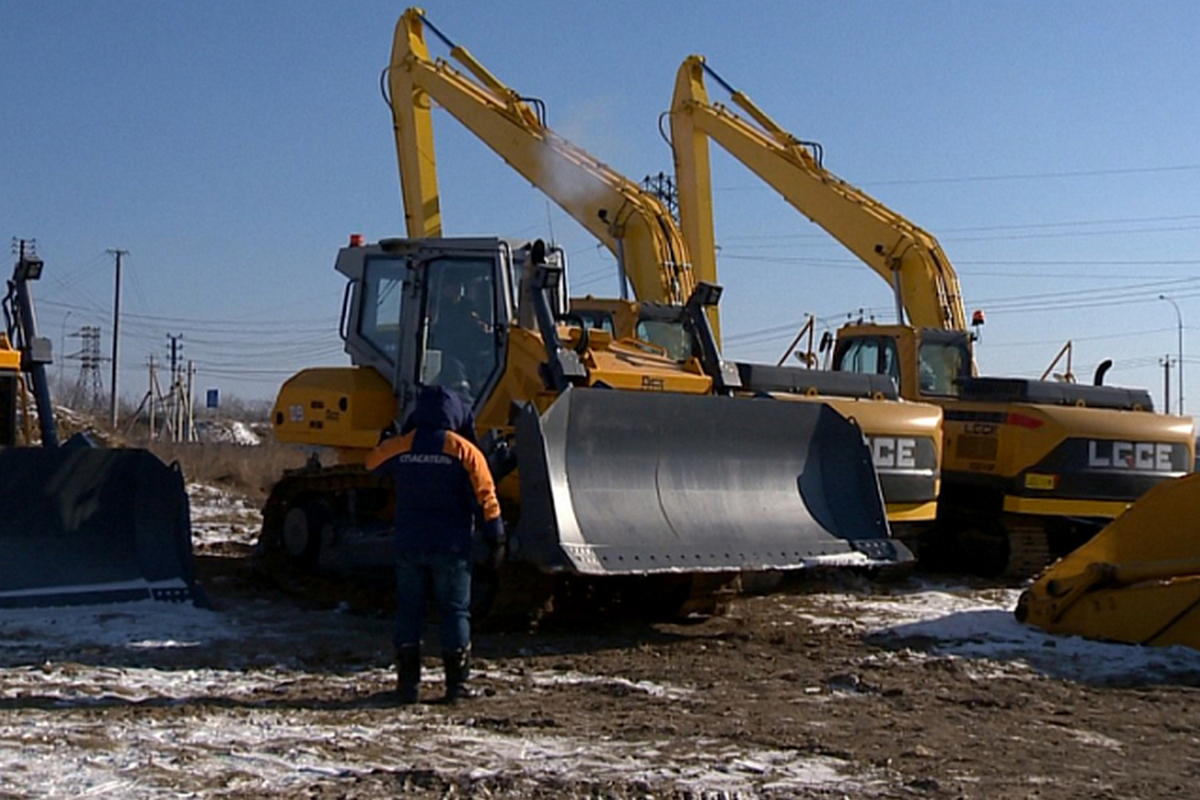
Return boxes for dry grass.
[31,404,315,501]
[147,440,310,501]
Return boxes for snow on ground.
[3,483,1200,797]
[186,482,262,551]
[793,582,1200,686]
[194,420,263,446]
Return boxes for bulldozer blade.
[0,446,198,608]
[1016,473,1200,650]
[513,387,908,575]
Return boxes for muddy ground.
[6,534,1196,800]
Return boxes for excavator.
[669,55,1195,577]
[258,9,910,620]
[388,8,944,540]
[0,246,197,607]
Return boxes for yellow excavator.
[669,55,1195,577]
[384,8,943,539]
[0,247,197,607]
[259,9,909,619]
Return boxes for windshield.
[636,319,693,362]
[918,339,967,397]
[422,256,499,405]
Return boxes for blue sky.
[3,1,1199,410]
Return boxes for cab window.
[571,311,616,335]
[918,340,966,397]
[838,337,900,385]
[422,257,499,404]
[359,257,406,365]
[635,319,693,362]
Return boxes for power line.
[710,162,1200,192]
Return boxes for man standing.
[365,385,505,705]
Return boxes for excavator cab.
[569,298,699,364]
[832,325,973,400]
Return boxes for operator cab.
[338,237,520,414]
[569,299,698,363]
[832,325,971,400]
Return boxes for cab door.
[394,239,513,419]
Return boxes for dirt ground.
[4,473,1197,798]
[16,542,1183,800]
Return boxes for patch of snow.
[194,420,262,446]
[518,669,694,700]
[797,580,1200,685]
[0,600,240,652]
[186,483,262,550]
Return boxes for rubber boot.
[396,645,421,705]
[440,647,472,704]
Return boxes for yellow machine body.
[1016,473,1200,650]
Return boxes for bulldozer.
[262,235,907,618]
[0,246,198,608]
[381,7,943,542]
[668,55,1195,577]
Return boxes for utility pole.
[1161,355,1173,414]
[107,248,127,428]
[167,334,183,442]
[186,360,196,442]
[149,356,157,440]
[1159,295,1184,414]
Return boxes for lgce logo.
[1087,441,1176,471]
[869,437,917,469]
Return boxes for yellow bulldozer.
[0,246,197,607]
[257,9,913,619]
[263,235,905,617]
[386,7,944,541]
[668,55,1195,577]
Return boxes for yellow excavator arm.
[386,8,695,308]
[670,55,967,332]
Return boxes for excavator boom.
[670,55,967,332]
[387,8,696,309]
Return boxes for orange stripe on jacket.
[364,431,416,472]
[442,432,502,522]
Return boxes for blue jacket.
[365,386,502,555]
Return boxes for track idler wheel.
[281,501,332,570]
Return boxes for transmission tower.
[73,325,105,410]
[641,171,679,221]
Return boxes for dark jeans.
[394,550,471,651]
